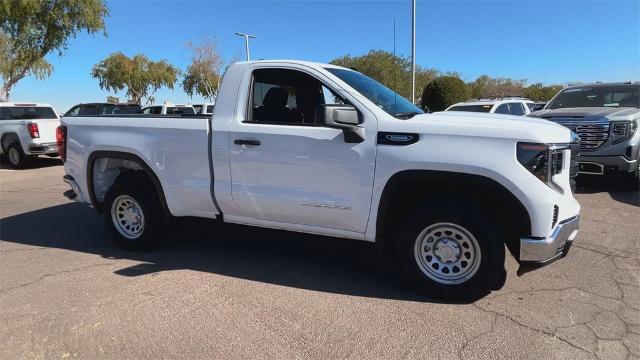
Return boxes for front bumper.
[577,155,638,175]
[27,142,58,155]
[519,216,579,265]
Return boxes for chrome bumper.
[519,216,579,263]
[27,142,58,154]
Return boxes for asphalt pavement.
[1,158,638,360]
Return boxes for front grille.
[551,119,610,151]
[556,241,567,255]
[552,205,559,229]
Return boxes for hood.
[385,112,571,144]
[529,107,639,121]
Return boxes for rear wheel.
[103,173,164,250]
[394,203,505,301]
[6,144,29,169]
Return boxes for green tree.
[91,52,180,105]
[106,95,119,104]
[421,75,468,112]
[0,0,108,101]
[330,50,439,102]
[524,83,563,101]
[182,38,234,102]
[468,75,528,99]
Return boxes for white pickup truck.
[1,102,60,168]
[59,60,581,300]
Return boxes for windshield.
[447,104,493,113]
[325,68,424,119]
[0,106,57,120]
[547,85,639,109]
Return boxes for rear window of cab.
[0,106,58,120]
[447,104,493,113]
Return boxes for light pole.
[235,32,257,61]
[411,0,416,104]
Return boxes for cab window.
[249,68,347,125]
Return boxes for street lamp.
[235,32,257,61]
[411,0,416,104]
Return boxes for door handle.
[234,139,261,146]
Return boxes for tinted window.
[494,104,510,114]
[192,105,203,114]
[65,106,81,116]
[508,102,526,115]
[206,105,214,113]
[81,105,101,116]
[447,104,493,113]
[152,107,162,114]
[166,107,195,115]
[0,106,57,120]
[142,107,153,114]
[325,68,423,119]
[547,85,640,109]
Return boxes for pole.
[235,32,257,61]
[411,0,416,104]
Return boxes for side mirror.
[316,104,364,143]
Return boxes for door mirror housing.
[316,104,364,143]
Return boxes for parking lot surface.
[1,159,639,360]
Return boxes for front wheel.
[395,204,505,301]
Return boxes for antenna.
[393,18,397,116]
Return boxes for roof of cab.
[0,102,55,107]
[233,59,351,71]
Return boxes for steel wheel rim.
[8,147,20,165]
[111,195,145,239]
[414,222,482,285]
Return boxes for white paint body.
[62,61,580,245]
[0,102,60,155]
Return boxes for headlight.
[517,142,568,192]
[611,121,638,144]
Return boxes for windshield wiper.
[394,111,419,119]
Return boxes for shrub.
[421,76,468,112]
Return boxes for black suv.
[64,103,142,116]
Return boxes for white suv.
[0,102,60,168]
[141,102,196,115]
[446,98,536,116]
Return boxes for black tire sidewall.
[103,180,163,250]
[397,204,505,301]
[7,144,26,169]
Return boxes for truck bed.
[62,115,218,219]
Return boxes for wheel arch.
[375,169,531,259]
[1,132,20,152]
[87,150,171,218]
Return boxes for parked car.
[529,102,547,113]
[0,102,60,168]
[141,102,196,115]
[191,103,215,115]
[529,82,639,180]
[59,60,580,300]
[64,103,142,116]
[445,98,536,116]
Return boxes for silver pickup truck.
[529,82,639,181]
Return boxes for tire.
[6,143,29,169]
[393,202,505,302]
[103,172,165,250]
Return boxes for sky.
[8,0,640,113]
